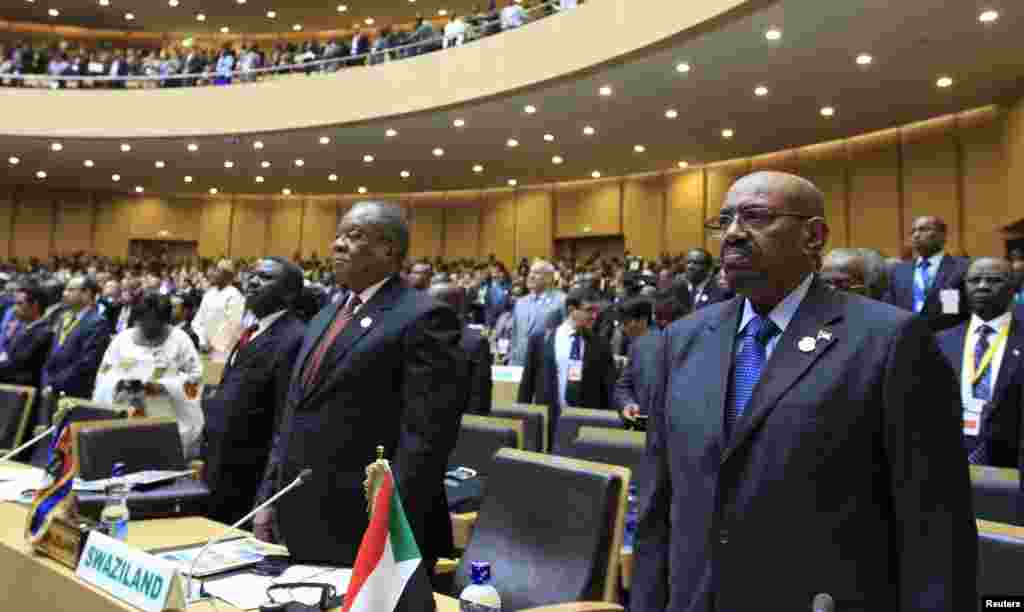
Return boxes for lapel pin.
[1015,349,1021,358]
[360,317,372,328]
[816,330,833,343]
[798,337,816,353]
[701,294,709,302]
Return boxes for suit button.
[719,529,729,545]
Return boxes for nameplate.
[492,365,523,383]
[76,531,184,612]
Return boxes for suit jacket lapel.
[927,256,956,301]
[723,280,843,463]
[989,318,1024,423]
[291,302,340,389]
[699,297,743,453]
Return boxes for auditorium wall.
[0,105,1015,265]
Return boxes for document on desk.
[202,566,351,610]
[0,465,46,501]
[202,573,275,610]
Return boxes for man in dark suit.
[632,171,976,612]
[936,257,1024,469]
[883,215,969,332]
[255,202,464,574]
[684,248,733,310]
[429,282,492,416]
[202,257,306,525]
[613,298,659,421]
[41,276,111,399]
[0,283,54,388]
[517,287,617,443]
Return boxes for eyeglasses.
[704,208,815,232]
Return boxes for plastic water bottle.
[100,462,130,541]
[459,561,501,611]
[623,484,639,551]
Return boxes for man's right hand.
[621,404,640,421]
[253,508,275,543]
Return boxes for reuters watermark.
[983,597,1024,609]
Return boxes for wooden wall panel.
[266,199,303,259]
[480,192,516,267]
[962,116,1008,257]
[408,205,444,260]
[798,142,849,250]
[555,183,620,238]
[622,176,665,260]
[230,200,270,260]
[120,197,202,241]
[515,190,554,260]
[443,202,481,260]
[53,193,94,255]
[0,192,13,259]
[300,199,337,259]
[664,170,705,255]
[902,119,960,255]
[12,195,54,260]
[848,135,903,257]
[197,198,233,259]
[93,197,130,258]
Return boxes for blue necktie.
[913,259,932,312]
[967,325,994,464]
[564,332,583,407]
[725,315,779,439]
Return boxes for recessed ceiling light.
[111,174,121,182]
[722,129,734,139]
[7,157,19,165]
[358,186,368,194]
[120,143,131,152]
[224,160,235,168]
[236,0,246,4]
[473,164,484,173]
[936,76,954,88]
[196,13,206,21]
[125,12,134,20]
[328,173,339,182]
[634,145,646,153]
[765,28,782,41]
[255,176,265,183]
[591,171,602,179]
[676,63,691,74]
[385,129,398,137]
[282,188,291,195]
[552,156,564,165]
[168,0,178,6]
[292,23,302,31]
[319,136,331,145]
[135,186,144,193]
[220,26,230,33]
[363,155,375,163]
[187,143,198,152]
[50,142,63,151]
[665,109,678,119]
[337,4,347,12]
[48,8,59,17]
[100,0,111,5]
[209,188,219,195]
[506,139,519,148]
[437,9,447,16]
[453,119,466,128]
[856,53,873,65]
[84,160,94,167]
[583,126,596,136]
[253,140,264,149]
[979,10,999,23]
[155,160,165,168]
[599,85,613,96]
[184,176,193,183]
[364,17,374,25]
[400,170,411,178]
[524,105,537,114]
[820,106,836,117]
[754,85,769,96]
[294,159,305,167]
[36,170,47,179]
[433,148,445,157]
[261,161,271,168]
[507,179,517,186]
[266,10,276,18]
[677,161,689,169]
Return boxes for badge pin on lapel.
[816,330,833,343]
[360,317,372,328]
[1015,348,1021,358]
[798,337,816,353]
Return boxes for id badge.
[497,339,510,353]
[567,360,583,382]
[963,397,985,437]
[0,351,8,363]
[940,289,960,314]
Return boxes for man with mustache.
[632,171,975,612]
[936,258,1024,470]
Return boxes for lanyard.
[58,312,81,345]
[963,323,1011,386]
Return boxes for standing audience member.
[684,248,732,309]
[936,258,1024,469]
[407,261,434,291]
[858,247,890,300]
[0,283,54,388]
[192,260,245,360]
[41,276,110,399]
[500,0,528,29]
[820,248,869,296]
[430,282,492,415]
[508,259,565,366]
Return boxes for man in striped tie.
[632,171,976,612]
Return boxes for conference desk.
[0,501,459,612]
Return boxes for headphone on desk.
[259,582,339,612]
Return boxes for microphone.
[185,468,313,601]
[0,425,56,462]
[812,593,835,612]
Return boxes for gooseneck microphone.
[185,468,313,601]
[0,424,57,462]
[812,593,835,612]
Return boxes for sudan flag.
[342,469,436,612]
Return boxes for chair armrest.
[451,512,478,550]
[520,604,625,612]
[434,558,458,575]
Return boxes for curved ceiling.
[3,0,482,34]
[0,0,1022,198]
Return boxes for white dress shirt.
[736,274,814,360]
[961,311,1013,408]
[352,275,392,313]
[192,284,245,356]
[554,320,585,409]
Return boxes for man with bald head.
[883,215,969,331]
[430,281,492,415]
[633,172,975,612]
[820,248,869,296]
[936,258,1024,470]
[508,259,566,365]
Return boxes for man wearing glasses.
[632,171,976,612]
